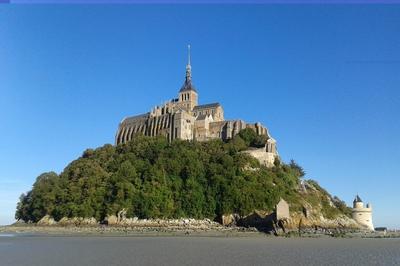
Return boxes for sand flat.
[1,235,400,266]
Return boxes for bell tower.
[178,44,198,112]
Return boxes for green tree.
[15,134,348,223]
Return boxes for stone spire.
[186,44,192,81]
[180,44,196,93]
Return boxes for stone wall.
[193,105,224,122]
[242,147,277,167]
[352,206,374,230]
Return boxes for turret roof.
[354,195,363,203]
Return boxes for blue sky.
[0,4,399,227]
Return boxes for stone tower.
[352,195,374,231]
[177,45,198,112]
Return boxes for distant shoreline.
[0,225,263,238]
[2,225,399,238]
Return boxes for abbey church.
[115,47,278,163]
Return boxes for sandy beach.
[1,233,400,266]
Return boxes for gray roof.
[196,114,212,120]
[123,113,149,123]
[180,79,197,93]
[354,195,363,203]
[193,103,221,110]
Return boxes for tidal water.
[1,234,399,265]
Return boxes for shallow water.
[0,234,15,237]
[0,235,399,266]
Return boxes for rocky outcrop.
[105,215,118,225]
[220,214,240,226]
[286,212,360,230]
[31,215,222,229]
[117,209,127,221]
[58,217,98,226]
[37,215,56,226]
[114,218,219,228]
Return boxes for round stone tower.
[352,195,374,231]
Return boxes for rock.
[57,217,97,226]
[11,220,28,226]
[58,217,72,226]
[106,215,118,225]
[80,217,97,226]
[37,215,57,226]
[70,217,81,226]
[221,214,238,226]
[117,209,127,222]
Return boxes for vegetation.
[15,130,350,223]
[306,180,352,219]
[238,128,268,148]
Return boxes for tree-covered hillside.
[15,129,350,223]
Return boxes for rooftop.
[123,113,149,123]
[179,79,197,93]
[193,103,221,110]
[354,195,363,203]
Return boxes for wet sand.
[1,234,400,266]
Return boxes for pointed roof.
[180,79,197,93]
[354,195,363,203]
[180,44,197,93]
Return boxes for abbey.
[115,46,278,160]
